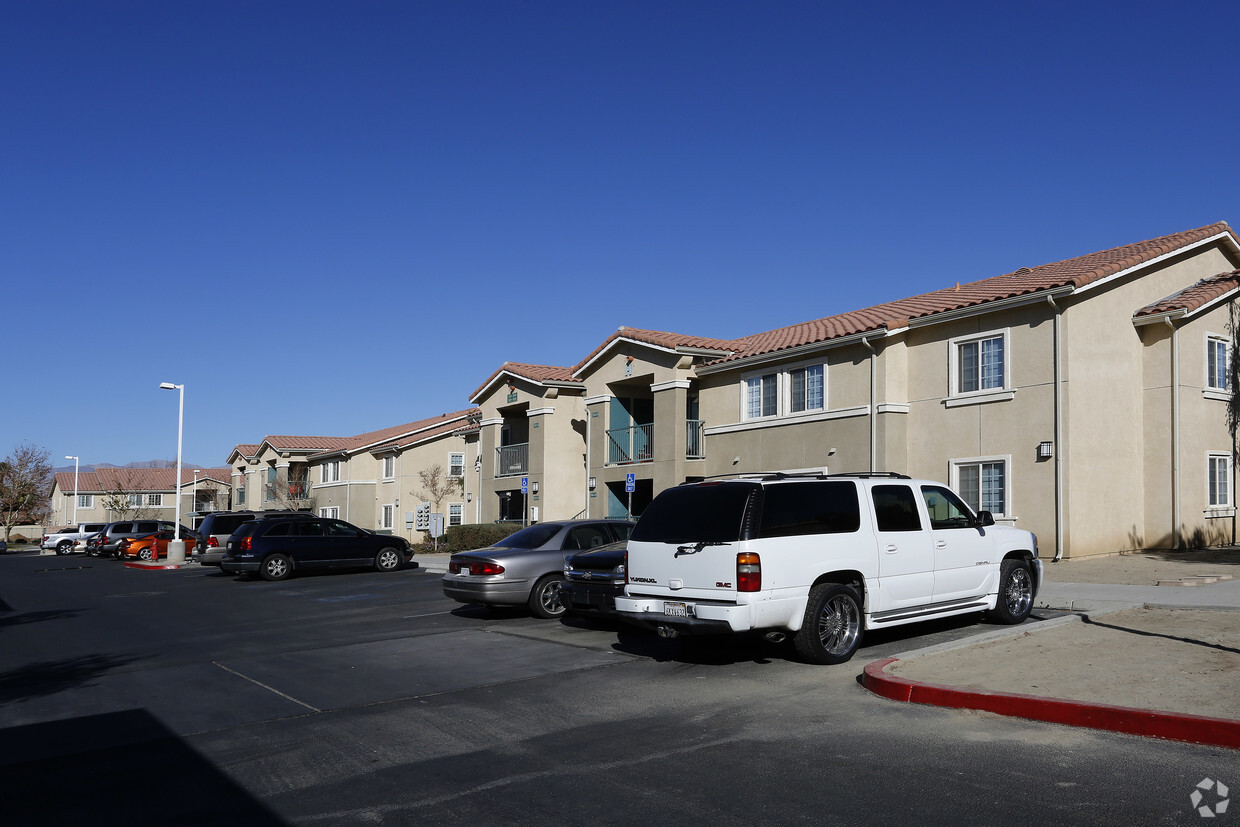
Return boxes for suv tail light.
[207,536,219,547]
[737,552,761,592]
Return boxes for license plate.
[461,567,470,576]
[663,602,688,618]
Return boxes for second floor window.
[1207,336,1229,391]
[236,484,246,505]
[75,494,93,508]
[321,461,340,483]
[449,453,464,478]
[743,362,826,420]
[383,456,395,479]
[148,494,163,507]
[956,334,1005,394]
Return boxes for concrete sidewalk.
[865,548,1240,748]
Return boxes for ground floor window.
[381,504,394,529]
[448,502,463,526]
[319,506,340,519]
[952,457,1009,516]
[1208,453,1232,508]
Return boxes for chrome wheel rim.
[818,594,861,656]
[1004,566,1032,616]
[539,580,564,615]
[378,550,399,569]
[266,558,287,578]
[138,549,151,560]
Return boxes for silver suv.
[615,472,1042,664]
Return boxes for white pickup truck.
[613,473,1041,664]
[40,523,108,555]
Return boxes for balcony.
[496,442,529,477]
[265,480,312,501]
[607,424,653,465]
[686,419,705,460]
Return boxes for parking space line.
[400,610,456,619]
[212,661,322,712]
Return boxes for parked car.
[562,540,628,614]
[92,520,180,558]
[220,516,412,581]
[442,520,635,619]
[41,523,108,555]
[194,510,315,566]
[614,472,1041,664]
[119,530,199,561]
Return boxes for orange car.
[119,531,198,561]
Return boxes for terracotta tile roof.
[709,222,1237,365]
[469,362,581,402]
[366,414,481,453]
[572,327,745,377]
[54,467,232,493]
[230,443,260,459]
[1136,270,1240,319]
[308,409,480,459]
[262,435,351,452]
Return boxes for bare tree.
[263,466,313,511]
[413,463,463,550]
[99,469,157,520]
[0,443,53,542]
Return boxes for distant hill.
[51,460,208,475]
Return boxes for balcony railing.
[686,419,705,459]
[497,442,529,477]
[265,480,312,501]
[607,424,653,465]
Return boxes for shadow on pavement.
[0,709,284,826]
[1081,614,1240,655]
[0,654,141,705]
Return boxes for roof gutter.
[696,329,890,375]
[908,286,1076,330]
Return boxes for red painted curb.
[122,561,183,570]
[862,657,1240,750]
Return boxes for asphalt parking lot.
[1,550,1235,825]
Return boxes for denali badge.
[631,576,657,584]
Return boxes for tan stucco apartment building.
[48,467,233,527]
[470,223,1240,558]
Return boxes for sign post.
[521,477,529,527]
[625,473,635,520]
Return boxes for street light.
[65,455,79,524]
[159,382,185,562]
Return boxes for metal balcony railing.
[686,419,705,459]
[496,443,529,477]
[607,424,653,465]
[265,480,312,501]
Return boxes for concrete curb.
[122,560,185,571]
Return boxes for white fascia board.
[696,330,885,376]
[1132,309,1188,328]
[583,395,612,406]
[526,407,556,417]
[572,337,679,379]
[479,417,505,428]
[908,286,1076,330]
[1074,232,1240,299]
[650,380,692,393]
[674,346,736,358]
[1134,287,1240,328]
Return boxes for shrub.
[442,522,521,553]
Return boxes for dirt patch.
[1046,547,1240,586]
[888,608,1240,720]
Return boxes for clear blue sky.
[5,1,1238,469]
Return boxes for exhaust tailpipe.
[656,625,680,639]
[764,631,787,643]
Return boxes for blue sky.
[5,1,1238,469]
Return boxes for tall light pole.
[159,382,185,563]
[65,455,79,524]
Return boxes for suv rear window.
[757,481,860,537]
[631,482,758,543]
[208,514,255,534]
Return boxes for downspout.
[1166,317,1181,549]
[1048,296,1065,561]
[585,405,592,518]
[861,336,877,472]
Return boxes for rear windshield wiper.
[674,540,730,557]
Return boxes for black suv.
[220,516,413,581]
[194,510,314,566]
[562,540,628,614]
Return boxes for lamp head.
[159,382,177,390]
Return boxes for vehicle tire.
[56,541,73,555]
[138,548,152,561]
[260,553,292,582]
[527,574,567,619]
[986,558,1034,624]
[374,547,402,572]
[793,583,864,665]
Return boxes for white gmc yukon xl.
[613,473,1042,664]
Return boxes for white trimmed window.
[381,504,394,529]
[321,460,340,483]
[1207,335,1229,391]
[449,452,465,478]
[74,494,94,508]
[952,457,1010,517]
[742,361,825,420]
[319,506,340,519]
[1208,453,1232,509]
[950,330,1009,397]
[448,502,464,526]
[127,494,142,507]
[147,493,163,507]
[382,456,395,480]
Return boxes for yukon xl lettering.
[613,473,1041,664]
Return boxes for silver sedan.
[442,520,634,618]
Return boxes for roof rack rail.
[823,471,911,479]
[678,470,909,484]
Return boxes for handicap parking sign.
[521,477,529,494]
[625,473,635,492]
